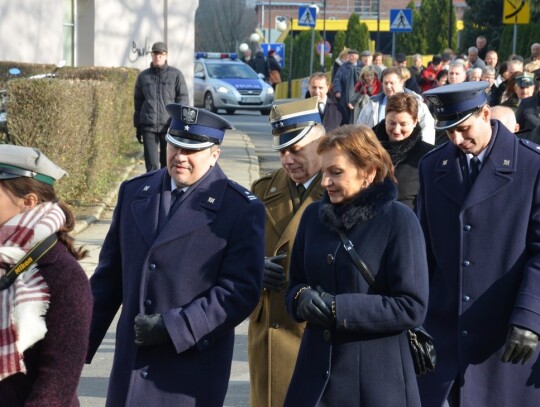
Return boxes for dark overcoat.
[248,169,324,407]
[284,181,429,406]
[0,243,92,407]
[416,121,540,406]
[86,164,265,407]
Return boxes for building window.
[63,0,75,65]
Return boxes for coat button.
[462,295,470,302]
[326,254,334,264]
[461,330,468,337]
[202,339,209,347]
[462,260,470,267]
[323,330,332,341]
[149,264,157,271]
[271,322,280,329]
[140,370,148,378]
[144,299,152,306]
[464,225,471,231]
[323,370,330,379]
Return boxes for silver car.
[194,54,274,115]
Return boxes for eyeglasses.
[151,51,167,56]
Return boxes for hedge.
[0,62,139,203]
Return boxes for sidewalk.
[75,129,259,406]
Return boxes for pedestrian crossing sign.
[390,9,413,33]
[298,6,317,27]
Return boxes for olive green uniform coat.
[248,168,324,407]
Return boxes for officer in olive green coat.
[248,98,326,407]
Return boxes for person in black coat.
[251,51,270,81]
[373,93,433,211]
[87,105,265,407]
[516,80,540,131]
[284,125,429,406]
[307,72,347,132]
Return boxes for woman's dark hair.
[436,69,448,81]
[317,124,397,184]
[0,177,88,260]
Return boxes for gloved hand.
[134,313,170,347]
[136,127,143,144]
[501,325,539,364]
[296,288,334,327]
[263,254,287,292]
[316,285,336,319]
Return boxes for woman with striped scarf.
[0,145,92,407]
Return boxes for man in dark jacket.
[87,104,265,407]
[516,76,540,131]
[332,49,361,123]
[308,72,347,132]
[134,42,189,172]
[418,82,540,407]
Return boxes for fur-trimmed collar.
[375,121,423,166]
[319,178,397,231]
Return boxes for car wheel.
[204,92,217,113]
[225,109,236,115]
[260,108,271,115]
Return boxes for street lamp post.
[250,33,260,54]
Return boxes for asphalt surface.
[75,129,260,406]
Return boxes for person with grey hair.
[467,46,486,69]
[410,53,425,79]
[468,67,482,81]
[447,61,468,84]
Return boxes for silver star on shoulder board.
[270,187,277,192]
[184,125,190,131]
[207,197,215,204]
[442,160,448,166]
[143,186,150,191]
[503,159,510,166]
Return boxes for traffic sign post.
[389,9,413,60]
[261,43,285,69]
[503,0,530,54]
[389,9,413,33]
[298,6,317,27]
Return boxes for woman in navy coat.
[284,125,429,406]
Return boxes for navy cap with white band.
[165,104,234,150]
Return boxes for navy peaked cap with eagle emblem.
[424,81,489,130]
[165,104,234,150]
[269,97,321,150]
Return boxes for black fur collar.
[375,121,423,166]
[319,178,397,231]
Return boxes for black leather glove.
[263,254,287,292]
[296,288,334,327]
[501,325,539,364]
[316,285,336,319]
[134,313,170,347]
[136,127,143,144]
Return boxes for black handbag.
[337,229,436,375]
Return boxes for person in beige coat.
[248,97,325,407]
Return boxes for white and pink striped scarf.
[0,202,65,380]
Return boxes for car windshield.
[207,63,259,80]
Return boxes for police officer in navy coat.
[86,105,265,406]
[418,82,540,406]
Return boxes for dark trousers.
[142,131,167,172]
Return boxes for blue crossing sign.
[390,9,413,33]
[298,6,317,27]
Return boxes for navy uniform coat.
[87,164,265,407]
[417,121,540,406]
[284,181,429,406]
